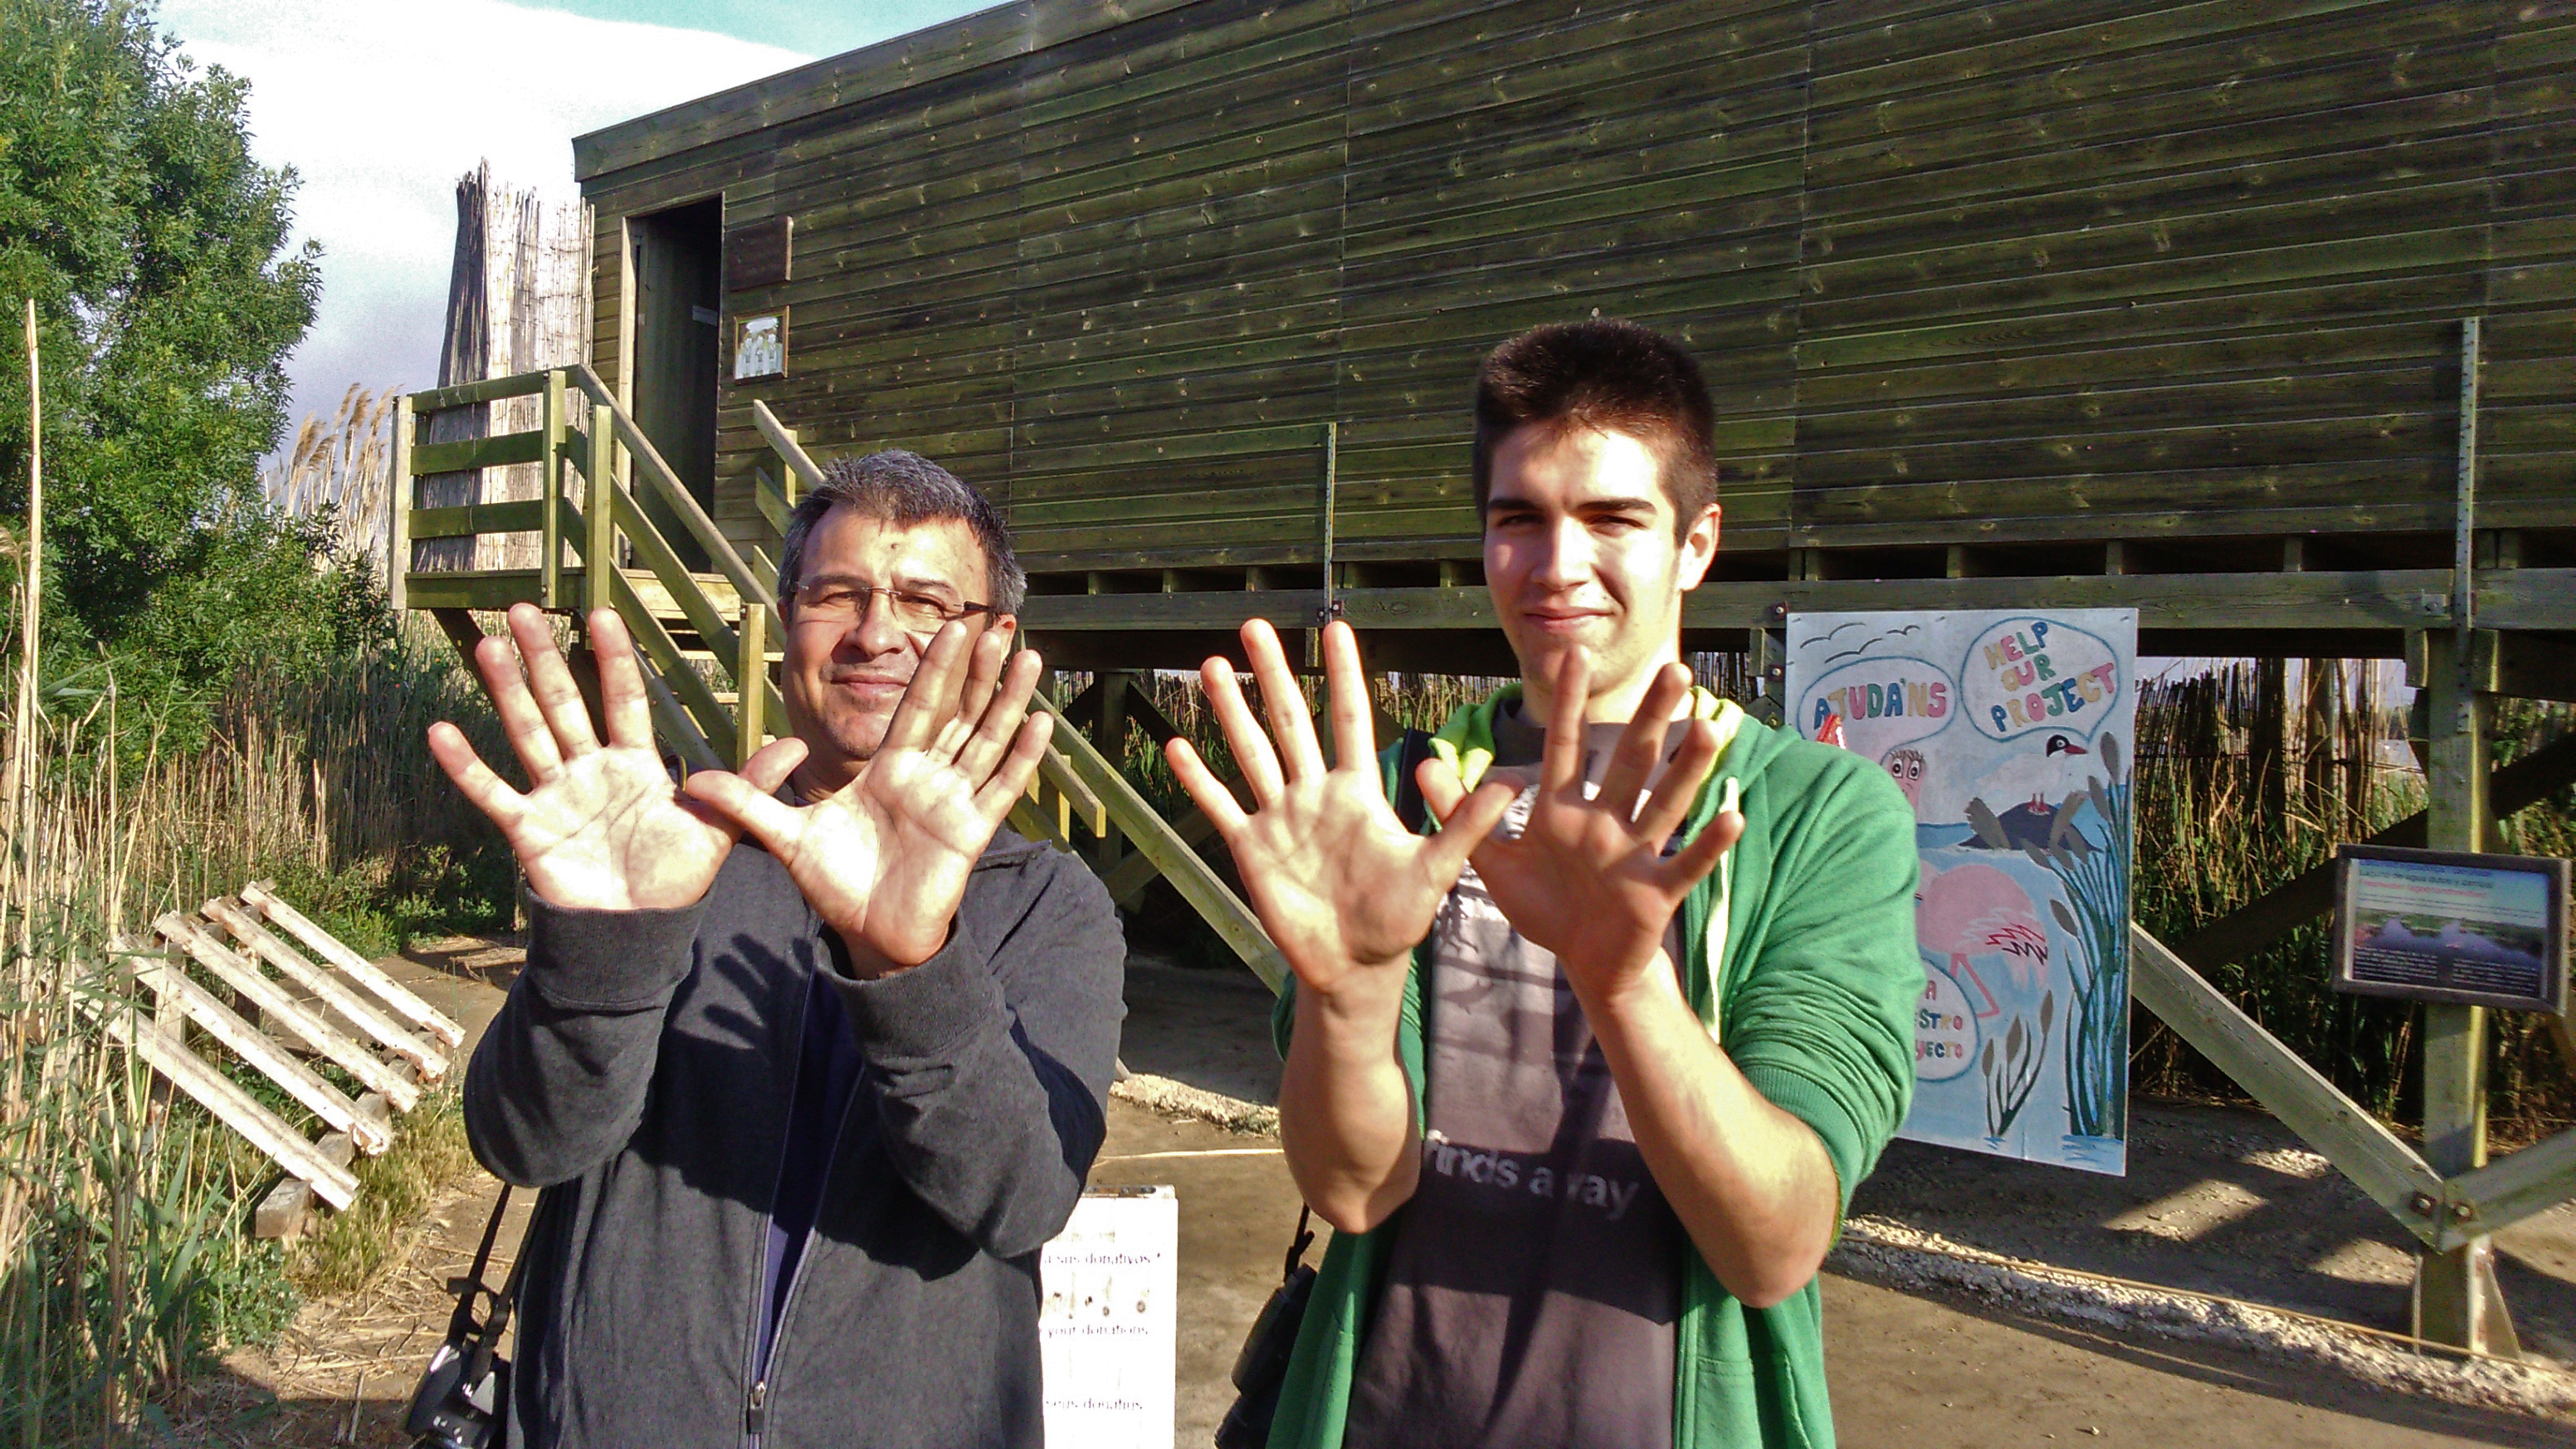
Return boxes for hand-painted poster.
[1784,610,2138,1175]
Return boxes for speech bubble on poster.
[1913,966,1980,1082]
[1794,655,1959,764]
[1958,617,2124,745]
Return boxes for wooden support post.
[2412,628,2520,1356]
[388,393,414,612]
[586,401,614,613]
[737,600,767,768]
[1093,671,1133,870]
[540,368,566,608]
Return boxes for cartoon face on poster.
[1785,610,2139,1175]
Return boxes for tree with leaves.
[0,0,378,739]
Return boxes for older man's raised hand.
[681,621,1054,976]
[428,604,788,913]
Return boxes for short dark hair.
[777,450,1027,616]
[1471,320,1719,537]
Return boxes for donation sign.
[2334,846,2569,1014]
[1785,609,2139,1175]
[1041,1185,1178,1449]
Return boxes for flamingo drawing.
[1916,862,2050,1017]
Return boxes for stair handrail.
[752,399,826,498]
[568,363,777,613]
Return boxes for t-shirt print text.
[1421,1129,1647,1223]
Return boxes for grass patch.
[290,1086,481,1298]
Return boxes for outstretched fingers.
[1539,649,1591,793]
[1665,805,1746,889]
[509,603,602,759]
[1632,717,1722,848]
[1200,651,1285,807]
[427,720,529,833]
[1243,619,1326,783]
[680,768,806,856]
[1166,735,1251,836]
[1597,663,1693,822]
[739,735,808,796]
[953,645,1045,784]
[881,620,972,756]
[587,608,656,750]
[1419,771,1518,885]
[1320,621,1379,778]
[972,713,1056,822]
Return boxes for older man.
[433,451,1125,1448]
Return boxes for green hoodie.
[1266,686,1925,1449]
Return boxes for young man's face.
[1483,423,1720,721]
[779,503,1005,793]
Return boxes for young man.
[432,451,1125,1448]
[1167,321,1923,1448]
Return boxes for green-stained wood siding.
[577,0,2576,582]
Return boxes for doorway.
[629,198,721,572]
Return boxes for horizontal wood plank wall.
[1795,0,2520,554]
[2487,2,2576,536]
[1009,0,1353,572]
[575,0,2576,581]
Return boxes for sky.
[156,0,989,449]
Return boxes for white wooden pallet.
[87,883,470,1235]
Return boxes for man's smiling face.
[1482,423,1719,721]
[779,502,998,793]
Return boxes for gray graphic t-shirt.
[1344,707,1687,1449]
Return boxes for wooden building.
[566,0,2574,667]
[392,0,2575,1358]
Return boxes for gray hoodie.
[465,832,1126,1448]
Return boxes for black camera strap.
[446,1185,538,1388]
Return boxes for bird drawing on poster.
[1963,734,2092,851]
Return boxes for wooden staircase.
[391,368,1286,988]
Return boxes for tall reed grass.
[0,619,512,1442]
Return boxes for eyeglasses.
[790,580,994,633]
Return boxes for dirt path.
[164,942,2576,1447]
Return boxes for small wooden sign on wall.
[724,215,792,290]
[735,309,787,381]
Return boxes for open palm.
[1422,653,1743,998]
[684,622,1052,974]
[428,605,785,912]
[1168,621,1514,996]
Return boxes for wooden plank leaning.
[126,946,391,1156]
[1032,693,1290,993]
[156,911,422,1112]
[201,898,446,1080]
[2129,923,2444,1245]
[90,999,360,1211]
[2443,1125,2576,1248]
[242,881,466,1049]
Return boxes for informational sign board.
[1041,1185,1178,1449]
[2333,845,2569,1014]
[1785,609,2139,1176]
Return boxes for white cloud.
[157,0,811,442]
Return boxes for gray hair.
[776,450,1027,617]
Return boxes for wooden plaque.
[724,216,792,290]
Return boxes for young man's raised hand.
[681,620,1054,976]
[1164,619,1515,998]
[1419,651,1745,1011]
[429,603,788,913]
